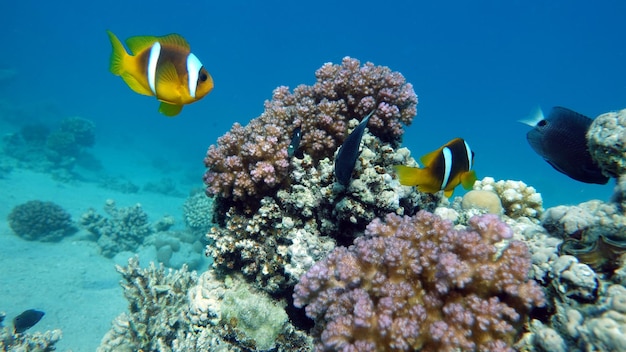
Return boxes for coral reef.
[182,190,215,237]
[473,177,543,220]
[461,189,504,215]
[2,115,98,179]
[293,211,545,351]
[98,257,198,352]
[8,200,76,241]
[99,258,311,352]
[0,311,62,352]
[144,230,206,270]
[520,259,626,352]
[80,199,153,258]
[586,108,626,178]
[542,200,626,272]
[59,116,95,147]
[207,130,430,295]
[204,56,417,212]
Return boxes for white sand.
[0,168,191,351]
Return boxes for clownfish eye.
[199,72,208,82]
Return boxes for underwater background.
[1,0,625,351]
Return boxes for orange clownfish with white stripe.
[395,138,477,197]
[106,30,213,117]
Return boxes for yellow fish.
[395,138,477,197]
[107,30,213,116]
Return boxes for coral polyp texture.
[203,56,417,211]
[586,108,626,178]
[8,200,76,241]
[293,211,545,352]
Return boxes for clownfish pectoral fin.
[460,170,477,190]
[443,189,455,198]
[107,30,128,76]
[125,35,160,56]
[155,61,180,94]
[120,72,153,96]
[159,102,183,117]
[419,148,441,167]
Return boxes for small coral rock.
[8,200,76,241]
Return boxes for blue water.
[2,0,625,206]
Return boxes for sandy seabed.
[0,168,190,351]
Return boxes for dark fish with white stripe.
[107,30,214,116]
[395,138,477,197]
[522,106,609,184]
[334,110,375,185]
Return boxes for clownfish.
[395,138,477,197]
[106,30,213,117]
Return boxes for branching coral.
[8,200,76,241]
[80,199,153,257]
[204,57,417,212]
[98,257,197,352]
[293,211,545,351]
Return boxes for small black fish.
[288,127,303,159]
[523,106,609,184]
[334,110,375,185]
[13,309,45,334]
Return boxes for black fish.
[288,127,303,159]
[524,106,609,184]
[13,309,45,333]
[334,110,375,185]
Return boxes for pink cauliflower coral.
[204,57,417,210]
[293,211,545,352]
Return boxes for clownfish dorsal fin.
[157,33,190,51]
[419,148,441,167]
[126,35,160,55]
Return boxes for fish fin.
[460,170,477,190]
[156,34,190,51]
[106,30,128,75]
[120,72,153,96]
[395,165,431,187]
[419,148,441,166]
[125,35,160,55]
[518,106,544,127]
[159,102,183,117]
[443,189,455,198]
[154,61,182,100]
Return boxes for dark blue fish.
[334,110,375,185]
[523,106,609,184]
[13,309,45,333]
[288,127,303,159]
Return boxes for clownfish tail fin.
[107,30,127,76]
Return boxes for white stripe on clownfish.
[147,42,161,95]
[187,53,202,98]
[463,140,473,169]
[441,147,452,189]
